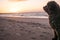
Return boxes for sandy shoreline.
[0,17,54,40]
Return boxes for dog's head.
[43,1,60,15]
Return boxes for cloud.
[9,0,27,2]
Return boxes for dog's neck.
[49,13,60,23]
[49,14,55,20]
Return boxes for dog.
[43,1,60,40]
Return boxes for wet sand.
[0,17,54,40]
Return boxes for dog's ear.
[47,1,59,12]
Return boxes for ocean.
[0,12,48,18]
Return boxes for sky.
[0,0,60,13]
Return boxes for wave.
[0,12,48,18]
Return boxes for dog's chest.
[49,16,60,29]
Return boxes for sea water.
[0,12,48,18]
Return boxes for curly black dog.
[43,1,60,40]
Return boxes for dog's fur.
[43,1,60,40]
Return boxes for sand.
[0,17,54,40]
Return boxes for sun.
[8,8,19,13]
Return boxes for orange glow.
[1,0,60,13]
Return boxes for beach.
[0,17,54,40]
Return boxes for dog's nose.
[43,6,47,11]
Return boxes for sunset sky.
[0,0,60,13]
